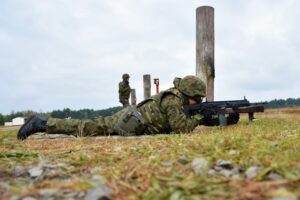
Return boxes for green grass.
[0,108,300,199]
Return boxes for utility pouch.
[114,106,147,136]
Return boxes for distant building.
[12,117,25,125]
[4,122,13,126]
[4,117,25,126]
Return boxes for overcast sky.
[0,0,299,114]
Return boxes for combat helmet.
[122,73,130,80]
[178,75,206,97]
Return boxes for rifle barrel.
[224,105,264,114]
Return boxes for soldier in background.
[119,73,131,108]
[18,75,206,140]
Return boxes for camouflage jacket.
[137,88,202,134]
[118,81,131,101]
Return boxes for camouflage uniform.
[119,74,131,107]
[47,89,201,137]
[17,76,205,140]
[47,75,206,137]
[47,109,126,137]
[47,76,205,136]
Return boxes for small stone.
[245,166,260,180]
[39,188,59,198]
[28,167,43,178]
[160,161,173,167]
[210,166,243,178]
[213,166,223,172]
[84,184,112,200]
[41,164,56,169]
[177,156,189,165]
[56,163,67,167]
[14,166,27,176]
[77,192,85,198]
[267,187,297,200]
[192,157,209,176]
[9,196,19,200]
[55,189,77,198]
[22,197,37,200]
[220,169,233,177]
[228,149,239,155]
[231,166,244,175]
[113,146,122,152]
[91,175,104,183]
[216,160,233,169]
[63,191,80,199]
[90,166,102,174]
[266,173,284,181]
[129,147,138,151]
[232,173,243,180]
[207,169,218,176]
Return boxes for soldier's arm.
[118,82,123,93]
[161,95,203,133]
[125,85,131,96]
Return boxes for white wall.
[12,117,25,125]
[4,122,13,126]
[5,117,25,126]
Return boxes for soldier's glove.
[191,113,204,125]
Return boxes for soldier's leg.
[123,99,129,108]
[47,117,112,137]
[81,108,128,136]
[81,117,114,137]
[47,109,127,137]
[18,109,128,140]
[47,118,83,137]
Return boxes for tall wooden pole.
[130,89,136,105]
[143,74,151,99]
[196,6,215,101]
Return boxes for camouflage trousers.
[47,109,127,137]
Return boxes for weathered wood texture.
[143,74,151,99]
[196,6,215,101]
[130,89,136,105]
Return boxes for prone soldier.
[18,75,206,140]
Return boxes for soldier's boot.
[17,115,47,140]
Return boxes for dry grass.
[0,107,300,199]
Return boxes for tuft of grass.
[0,151,39,159]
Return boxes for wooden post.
[130,89,137,106]
[143,74,151,99]
[196,6,214,101]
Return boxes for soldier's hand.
[191,113,203,124]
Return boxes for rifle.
[183,97,267,126]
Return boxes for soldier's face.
[188,96,203,105]
[188,98,198,105]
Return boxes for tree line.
[50,107,122,119]
[264,98,300,109]
[1,98,299,125]
[0,106,122,126]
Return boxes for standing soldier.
[119,73,131,108]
